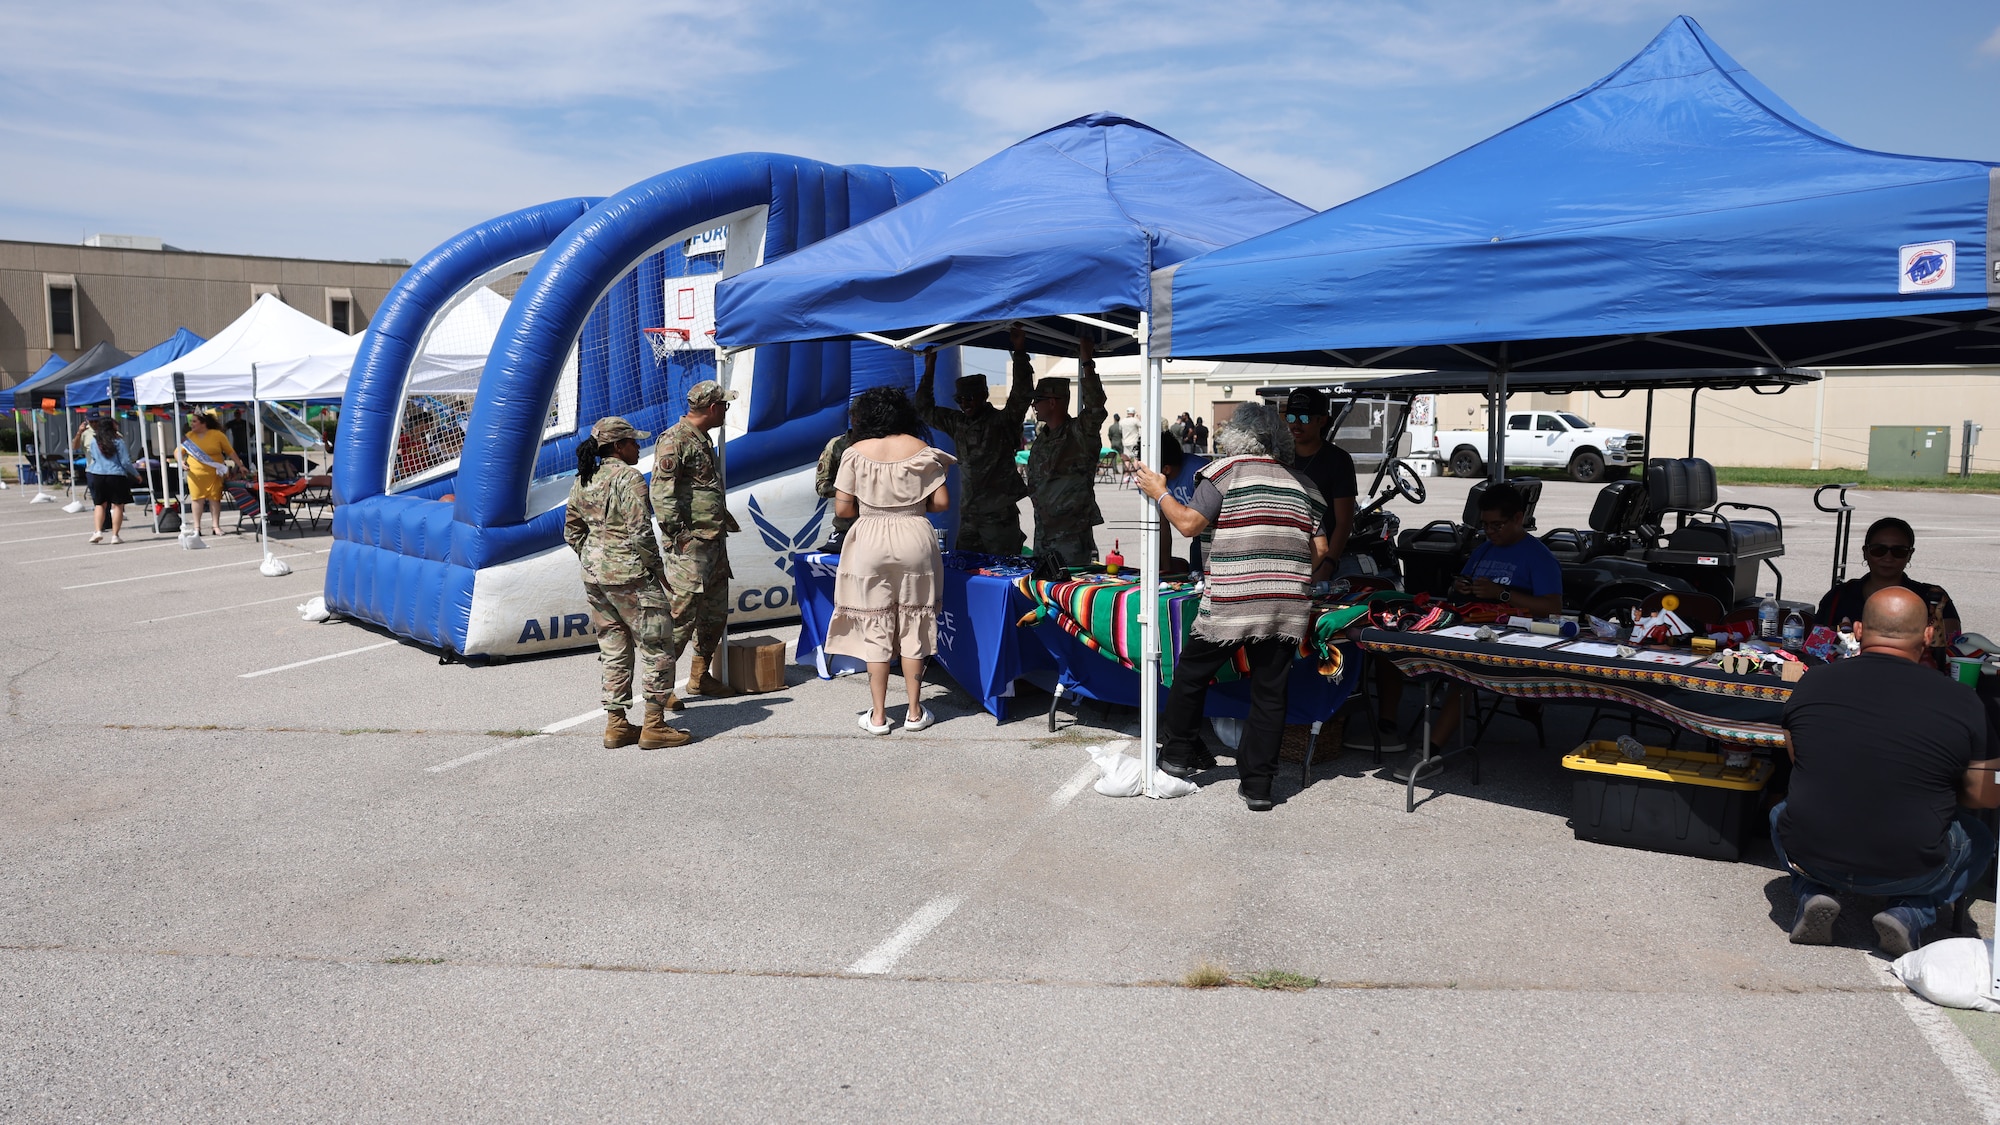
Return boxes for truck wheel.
[1567,449,1605,483]
[1448,447,1484,478]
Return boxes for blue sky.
[3,1,1996,263]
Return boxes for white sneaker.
[88,531,103,543]
[109,534,122,544]
[902,706,936,733]
[856,709,893,736]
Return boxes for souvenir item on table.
[1507,615,1579,638]
[1956,633,1997,659]
[1629,608,1692,646]
[1104,540,1124,576]
[1585,615,1623,640]
[1802,625,1842,663]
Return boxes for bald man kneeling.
[1772,587,2000,955]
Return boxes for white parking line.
[138,593,305,625]
[1867,953,2000,1122]
[0,516,95,529]
[847,759,1098,975]
[239,640,396,679]
[21,540,178,563]
[425,708,607,773]
[62,551,315,589]
[0,529,161,545]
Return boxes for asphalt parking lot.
[5,476,2000,1122]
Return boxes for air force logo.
[748,495,827,577]
[1899,240,1955,294]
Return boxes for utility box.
[1868,425,1951,479]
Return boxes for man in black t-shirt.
[1773,587,1999,955]
[1283,388,1357,579]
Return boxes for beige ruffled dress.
[826,446,956,663]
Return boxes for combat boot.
[687,653,739,697]
[639,703,692,749]
[664,691,684,712]
[603,709,641,748]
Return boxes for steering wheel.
[1387,459,1427,505]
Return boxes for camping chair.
[228,481,300,537]
[293,475,333,530]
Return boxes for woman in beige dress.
[828,387,955,734]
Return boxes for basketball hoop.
[643,326,719,363]
[643,327,690,363]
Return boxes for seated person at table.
[1134,403,1327,812]
[1401,483,1565,754]
[1817,516,1959,671]
[1774,587,1998,955]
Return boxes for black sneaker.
[1239,786,1274,812]
[1874,907,1924,957]
[1159,755,1216,779]
[1788,894,1839,945]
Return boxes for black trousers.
[1161,634,1295,797]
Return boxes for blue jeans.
[1769,802,1995,933]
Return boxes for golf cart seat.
[1395,478,1543,594]
[1543,479,1647,563]
[1641,457,1784,603]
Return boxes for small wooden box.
[724,636,788,695]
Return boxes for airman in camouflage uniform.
[814,430,855,550]
[565,416,688,749]
[653,379,742,702]
[915,326,1033,556]
[1024,336,1108,566]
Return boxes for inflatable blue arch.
[328,155,954,658]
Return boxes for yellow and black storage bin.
[1562,741,1772,861]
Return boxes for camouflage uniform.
[917,350,1033,556]
[564,423,673,712]
[1024,358,1108,565]
[814,432,855,545]
[653,381,741,662]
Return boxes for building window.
[330,298,351,334]
[49,287,75,337]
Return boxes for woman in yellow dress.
[178,411,241,536]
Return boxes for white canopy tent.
[131,294,355,570]
[133,294,355,406]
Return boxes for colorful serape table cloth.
[1013,574,1366,684]
[1358,628,1789,748]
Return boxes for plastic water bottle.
[1782,610,1805,647]
[1758,595,1779,640]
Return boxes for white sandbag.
[1893,937,2000,1013]
[1087,740,1198,799]
[297,595,330,622]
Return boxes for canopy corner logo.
[1898,240,1955,294]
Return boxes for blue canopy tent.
[9,343,132,503]
[1151,15,2000,482]
[64,328,204,408]
[716,111,1314,792]
[10,354,66,494]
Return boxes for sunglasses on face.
[1865,543,1914,559]
[1284,413,1322,425]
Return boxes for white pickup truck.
[1431,409,1646,483]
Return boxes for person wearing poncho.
[1134,403,1327,811]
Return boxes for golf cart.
[1267,368,1817,623]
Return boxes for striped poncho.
[1194,455,1324,645]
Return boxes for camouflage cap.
[591,415,650,444]
[1030,376,1070,403]
[688,380,739,408]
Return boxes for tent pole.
[11,410,21,497]
[1687,387,1701,459]
[172,378,189,533]
[62,407,77,500]
[1486,358,1510,486]
[1643,390,1655,459]
[713,349,733,685]
[136,404,158,535]
[1138,314,1162,799]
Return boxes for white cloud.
[1983,25,2000,57]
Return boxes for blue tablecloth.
[793,551,1353,724]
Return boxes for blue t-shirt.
[1466,535,1563,597]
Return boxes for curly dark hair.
[848,386,929,443]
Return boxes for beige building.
[1043,355,2000,473]
[0,237,408,388]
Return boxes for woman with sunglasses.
[1816,516,1959,670]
